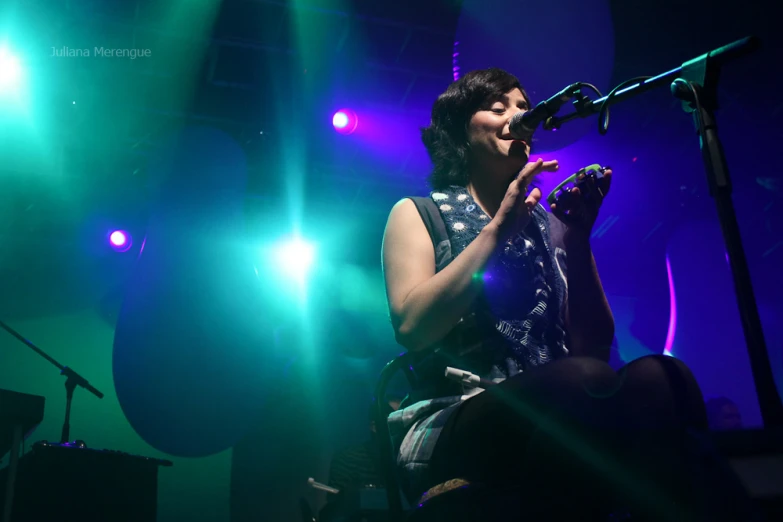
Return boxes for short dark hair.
[421,68,531,190]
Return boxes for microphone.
[509,82,582,138]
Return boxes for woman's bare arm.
[383,161,553,351]
[381,198,503,351]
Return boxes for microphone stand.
[546,36,783,429]
[0,319,104,443]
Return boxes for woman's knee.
[620,354,708,429]
[621,355,701,394]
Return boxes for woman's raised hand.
[489,158,559,242]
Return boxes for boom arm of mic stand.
[546,36,783,429]
[545,36,761,130]
[546,69,679,130]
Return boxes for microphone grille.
[509,111,531,140]
[509,111,525,126]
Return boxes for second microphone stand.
[0,319,104,443]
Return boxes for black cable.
[680,79,704,127]
[597,76,653,135]
[539,82,602,132]
[578,82,604,99]
[670,78,705,139]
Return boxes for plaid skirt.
[387,390,481,502]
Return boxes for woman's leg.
[429,356,625,518]
[616,355,760,522]
[428,354,759,521]
[616,354,708,433]
[607,354,707,520]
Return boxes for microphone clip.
[544,89,594,131]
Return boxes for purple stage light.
[663,255,677,357]
[332,109,358,135]
[109,230,132,252]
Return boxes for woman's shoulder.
[383,197,431,246]
[387,197,418,219]
[388,196,438,225]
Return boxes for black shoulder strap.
[408,196,453,272]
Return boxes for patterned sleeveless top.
[407,185,569,402]
[434,185,568,370]
[389,185,570,501]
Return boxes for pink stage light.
[332,109,358,135]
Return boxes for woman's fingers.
[525,187,542,209]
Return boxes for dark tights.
[429,355,756,521]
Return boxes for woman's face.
[466,88,531,175]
